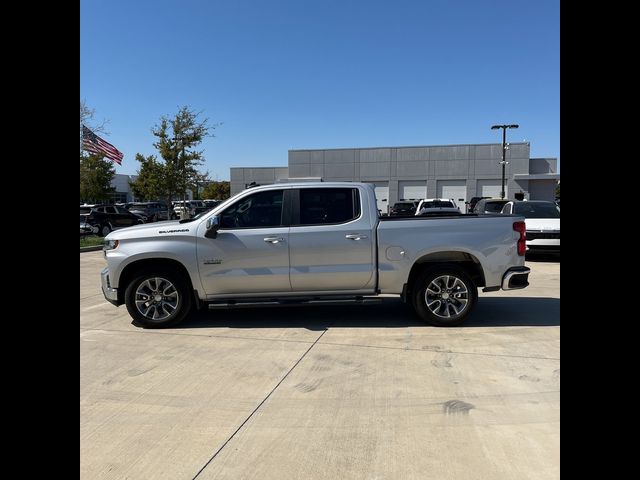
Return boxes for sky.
[80,0,559,179]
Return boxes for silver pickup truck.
[101,182,530,328]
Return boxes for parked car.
[82,205,145,237]
[415,199,461,216]
[101,182,530,328]
[173,200,208,217]
[473,198,510,214]
[501,200,560,253]
[203,199,223,209]
[465,196,490,213]
[80,204,98,214]
[127,202,174,222]
[389,202,419,216]
[80,214,98,236]
[192,200,209,215]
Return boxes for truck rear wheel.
[412,265,477,327]
[124,269,193,328]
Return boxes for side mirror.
[204,215,221,239]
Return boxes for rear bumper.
[101,267,120,306]
[501,266,531,290]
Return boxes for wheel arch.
[405,251,485,301]
[117,258,195,306]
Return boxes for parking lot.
[81,252,559,479]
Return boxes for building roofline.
[289,142,530,152]
[513,173,560,180]
[230,166,288,170]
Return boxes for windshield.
[513,201,560,218]
[421,200,454,209]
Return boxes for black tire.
[101,223,112,237]
[412,265,477,327]
[124,269,193,328]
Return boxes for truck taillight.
[513,221,526,256]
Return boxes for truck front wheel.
[124,269,193,328]
[412,265,477,327]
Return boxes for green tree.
[129,154,167,200]
[202,181,231,200]
[129,153,176,218]
[80,153,116,202]
[151,106,216,207]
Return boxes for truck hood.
[525,218,560,232]
[105,219,201,240]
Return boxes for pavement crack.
[191,328,329,479]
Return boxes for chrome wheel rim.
[425,275,469,318]
[135,277,179,321]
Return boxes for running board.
[207,296,384,309]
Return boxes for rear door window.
[297,188,360,225]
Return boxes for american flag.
[82,125,124,165]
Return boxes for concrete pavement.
[81,252,559,479]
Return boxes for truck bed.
[376,214,524,293]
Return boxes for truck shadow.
[174,297,559,330]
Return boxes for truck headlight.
[103,240,119,251]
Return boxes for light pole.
[172,134,190,220]
[491,124,519,199]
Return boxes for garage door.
[398,181,427,201]
[477,179,505,199]
[368,182,389,215]
[436,180,467,211]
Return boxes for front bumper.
[501,266,531,290]
[101,267,120,306]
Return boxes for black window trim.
[290,187,362,227]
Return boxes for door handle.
[345,234,368,241]
[264,236,285,244]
